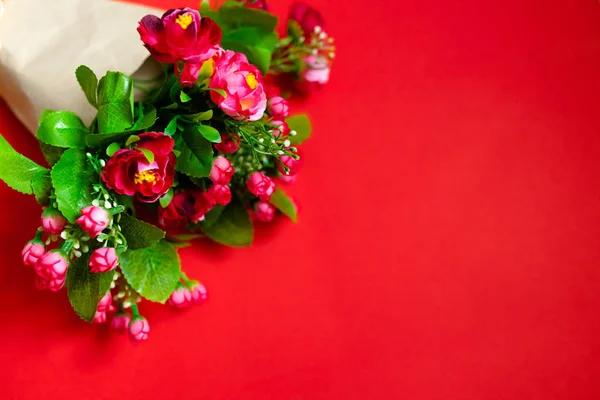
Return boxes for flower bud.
[89,247,119,273]
[111,313,131,334]
[35,250,69,282]
[41,208,67,235]
[254,201,276,223]
[93,311,107,324]
[278,155,303,176]
[22,240,46,267]
[247,172,276,201]
[214,134,240,154]
[209,156,235,184]
[190,282,208,305]
[97,292,113,313]
[208,184,232,206]
[76,206,110,239]
[168,286,192,309]
[268,96,289,118]
[128,317,150,342]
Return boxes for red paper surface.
[1,0,600,398]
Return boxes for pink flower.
[22,240,45,267]
[89,248,119,273]
[278,174,297,185]
[128,317,150,342]
[97,292,113,313]
[210,50,267,121]
[111,313,131,334]
[76,206,110,239]
[254,201,276,222]
[208,184,232,206]
[214,133,240,154]
[41,208,67,235]
[289,2,325,36]
[179,63,201,87]
[190,282,208,305]
[271,120,290,137]
[247,172,276,201]
[210,156,234,184]
[34,250,69,292]
[296,55,331,94]
[93,311,107,324]
[168,287,192,309]
[278,155,303,176]
[268,96,289,118]
[138,8,222,64]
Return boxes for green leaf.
[269,187,298,223]
[75,65,98,108]
[200,204,224,230]
[36,111,88,149]
[197,59,215,82]
[51,149,95,222]
[221,29,278,74]
[201,200,253,247]
[208,88,228,98]
[159,188,174,208]
[0,135,48,195]
[286,114,312,145]
[175,127,214,178]
[139,148,155,164]
[184,110,213,122]
[219,5,278,32]
[86,131,128,148]
[118,213,165,250]
[125,134,140,147]
[129,104,157,132]
[39,142,65,167]
[106,142,121,157]
[287,19,304,41]
[67,251,115,322]
[165,116,180,136]
[96,71,134,133]
[30,170,52,206]
[196,124,221,143]
[180,91,192,103]
[119,240,181,303]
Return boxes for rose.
[268,96,289,119]
[158,190,216,229]
[254,201,276,222]
[111,313,131,334]
[247,172,276,201]
[208,184,232,206]
[210,50,267,121]
[102,132,176,203]
[41,208,67,235]
[76,206,110,239]
[128,317,150,342]
[278,155,303,176]
[89,248,119,273]
[168,286,192,309]
[179,63,201,87]
[210,156,235,184]
[214,133,240,154]
[190,282,208,305]
[22,240,45,267]
[289,2,325,36]
[138,8,222,64]
[295,55,331,94]
[34,250,69,292]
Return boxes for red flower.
[289,2,325,36]
[158,190,216,229]
[102,132,176,203]
[138,8,222,64]
[214,133,240,154]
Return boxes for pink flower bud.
[93,311,107,324]
[278,174,297,185]
[76,206,110,239]
[190,282,208,305]
[22,240,46,267]
[97,292,113,313]
[41,208,67,235]
[111,313,131,334]
[128,317,150,342]
[278,155,303,176]
[168,287,192,309]
[208,184,232,206]
[35,276,49,290]
[89,247,119,273]
[254,201,276,222]
[48,277,66,292]
[210,156,235,184]
[214,133,240,154]
[247,172,276,201]
[35,250,69,282]
[271,120,290,137]
[268,96,289,118]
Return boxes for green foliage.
[86,131,128,148]
[165,116,180,136]
[269,187,298,223]
[184,110,213,123]
[201,200,253,247]
[75,65,99,108]
[36,111,88,149]
[51,149,95,222]
[0,134,48,195]
[67,251,115,322]
[175,127,214,178]
[221,29,278,74]
[106,142,121,157]
[159,188,174,208]
[119,240,181,303]
[119,213,165,250]
[196,124,221,143]
[129,104,157,132]
[139,148,155,164]
[39,142,65,167]
[286,114,312,145]
[96,71,134,133]
[30,170,52,206]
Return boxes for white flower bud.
[284,140,291,147]
[290,130,297,136]
[92,199,100,207]
[99,160,106,167]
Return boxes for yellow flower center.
[176,13,194,29]
[245,73,258,90]
[134,170,160,185]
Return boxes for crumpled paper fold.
[0,0,161,133]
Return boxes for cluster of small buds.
[168,278,208,310]
[306,25,336,62]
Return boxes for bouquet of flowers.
[0,0,334,342]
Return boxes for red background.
[1,0,600,398]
